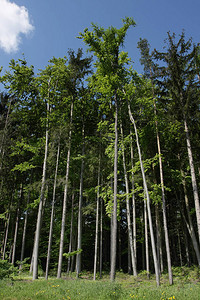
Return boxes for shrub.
[0,260,18,280]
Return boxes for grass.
[0,267,200,300]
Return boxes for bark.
[150,66,173,284]
[57,101,73,279]
[0,97,12,172]
[45,141,60,279]
[144,197,149,279]
[118,222,122,271]
[76,126,85,278]
[130,131,137,262]
[183,115,200,245]
[93,156,101,280]
[67,192,75,274]
[183,221,190,266]
[110,94,118,281]
[2,212,10,260]
[128,101,160,286]
[177,229,183,267]
[120,123,137,276]
[32,92,50,280]
[11,185,22,265]
[155,204,163,274]
[2,196,13,260]
[181,171,200,266]
[19,193,30,270]
[99,195,103,278]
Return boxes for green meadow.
[0,267,200,300]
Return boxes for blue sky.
[0,0,200,76]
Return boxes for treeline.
[0,18,200,286]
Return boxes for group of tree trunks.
[1,19,200,285]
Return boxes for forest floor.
[0,267,200,300]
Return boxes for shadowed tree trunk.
[45,141,60,279]
[94,155,101,280]
[57,101,73,279]
[110,93,118,281]
[130,131,137,263]
[120,123,137,276]
[128,101,160,286]
[32,93,50,280]
[144,196,149,279]
[11,185,22,265]
[67,191,75,274]
[76,125,85,278]
[183,115,200,245]
[19,193,30,270]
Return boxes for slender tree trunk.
[45,141,60,279]
[94,156,101,280]
[128,237,131,274]
[177,228,183,267]
[182,221,190,267]
[99,195,103,278]
[32,93,50,280]
[130,131,137,263]
[57,101,73,279]
[11,185,22,265]
[150,71,173,284]
[181,170,200,266]
[144,197,150,278]
[183,115,200,245]
[67,191,75,274]
[2,213,10,260]
[128,101,160,286]
[110,94,118,281]
[120,123,137,276]
[19,193,30,270]
[76,126,85,278]
[155,204,163,274]
[118,222,122,271]
[2,194,12,261]
[11,207,20,265]
[0,98,12,172]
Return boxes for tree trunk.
[2,202,11,260]
[151,70,173,284]
[144,197,150,279]
[57,101,73,279]
[67,191,75,274]
[110,94,118,281]
[76,125,85,278]
[0,97,12,173]
[155,204,163,274]
[130,131,137,263]
[181,170,200,266]
[177,228,183,267]
[32,94,50,280]
[128,101,160,286]
[45,141,60,279]
[19,193,30,270]
[11,185,22,265]
[93,155,101,280]
[183,115,200,245]
[99,195,103,278]
[120,123,137,276]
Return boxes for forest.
[0,17,200,287]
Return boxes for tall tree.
[57,49,92,278]
[153,32,200,245]
[138,38,173,284]
[79,16,136,281]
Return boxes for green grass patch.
[0,267,199,300]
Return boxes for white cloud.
[0,0,34,53]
